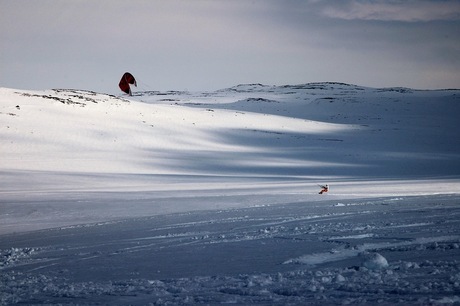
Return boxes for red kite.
[119,72,137,95]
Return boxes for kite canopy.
[119,72,137,95]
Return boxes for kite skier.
[318,184,329,194]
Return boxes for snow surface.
[1,83,460,304]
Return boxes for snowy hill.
[138,82,460,178]
[2,83,459,182]
[1,83,460,304]
[1,83,460,231]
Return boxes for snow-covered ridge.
[2,83,459,180]
[1,82,460,194]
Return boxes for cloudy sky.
[1,0,459,93]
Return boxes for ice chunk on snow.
[335,274,346,283]
[361,252,389,270]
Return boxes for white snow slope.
[1,83,460,305]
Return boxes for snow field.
[1,195,460,304]
[1,83,460,304]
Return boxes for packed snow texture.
[1,83,459,304]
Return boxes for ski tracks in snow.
[1,194,460,304]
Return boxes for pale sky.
[1,0,459,94]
